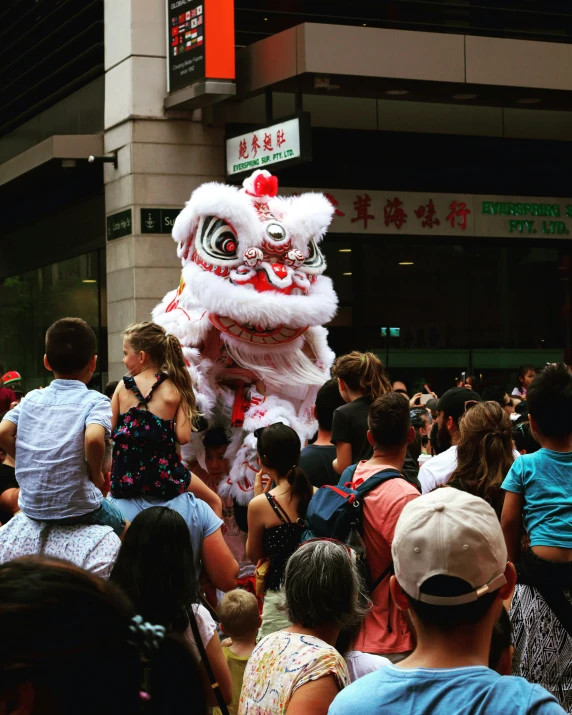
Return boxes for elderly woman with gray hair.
[238,539,368,715]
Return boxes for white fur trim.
[182,262,337,328]
[173,182,264,258]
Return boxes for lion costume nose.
[271,263,288,280]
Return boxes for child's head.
[203,428,230,479]
[315,379,346,432]
[104,380,118,398]
[526,363,572,440]
[45,318,97,380]
[121,321,198,424]
[489,606,513,675]
[368,392,413,452]
[218,589,260,640]
[512,421,541,455]
[110,507,197,633]
[332,351,391,403]
[516,365,536,392]
[391,489,515,638]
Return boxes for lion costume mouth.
[208,314,307,344]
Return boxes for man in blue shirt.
[329,489,566,715]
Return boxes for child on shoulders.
[501,363,572,591]
[110,321,220,515]
[0,318,125,537]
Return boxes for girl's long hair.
[332,351,391,402]
[122,321,198,424]
[447,401,514,518]
[0,555,206,715]
[110,507,199,633]
[257,423,313,517]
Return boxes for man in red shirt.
[349,392,420,661]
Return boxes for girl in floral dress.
[109,322,218,510]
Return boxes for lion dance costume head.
[153,170,338,503]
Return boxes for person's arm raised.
[286,675,341,715]
[201,527,238,592]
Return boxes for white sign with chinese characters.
[281,189,572,239]
[226,117,302,177]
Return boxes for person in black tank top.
[245,423,314,640]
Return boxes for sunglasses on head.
[464,400,479,413]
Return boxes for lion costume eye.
[197,216,239,264]
[303,239,326,272]
[266,223,287,242]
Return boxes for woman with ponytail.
[109,322,225,526]
[246,423,316,640]
[331,351,392,474]
[447,401,515,518]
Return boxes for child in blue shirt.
[0,318,125,537]
[501,363,572,591]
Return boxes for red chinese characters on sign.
[384,197,408,230]
[251,134,261,158]
[415,199,440,229]
[238,139,248,160]
[325,193,346,218]
[447,201,471,230]
[276,129,286,148]
[263,133,273,152]
[351,194,374,229]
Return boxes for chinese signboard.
[226,114,311,179]
[281,189,572,239]
[107,209,132,241]
[167,0,205,91]
[141,208,182,234]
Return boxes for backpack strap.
[338,463,359,488]
[265,493,292,524]
[370,562,394,596]
[188,607,230,715]
[354,469,404,498]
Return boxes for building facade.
[2,1,572,393]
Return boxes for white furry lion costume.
[152,170,338,504]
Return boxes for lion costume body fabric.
[152,170,338,504]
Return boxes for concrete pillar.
[103,0,225,379]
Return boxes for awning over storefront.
[0,134,104,188]
[238,23,572,111]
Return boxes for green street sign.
[140,208,182,235]
[107,209,132,241]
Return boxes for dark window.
[0,0,104,136]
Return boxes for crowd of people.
[0,318,570,714]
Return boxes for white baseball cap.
[392,488,507,606]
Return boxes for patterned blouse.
[238,631,350,714]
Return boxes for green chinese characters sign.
[481,200,572,236]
